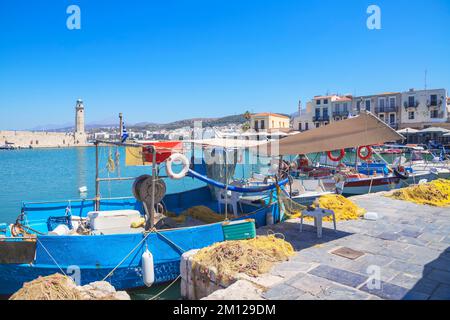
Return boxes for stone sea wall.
[0,130,87,148]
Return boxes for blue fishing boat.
[0,140,286,296]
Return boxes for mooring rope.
[36,237,67,276]
[148,275,181,301]
[101,231,151,281]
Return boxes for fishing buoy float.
[142,249,154,287]
[166,153,190,179]
[327,149,345,162]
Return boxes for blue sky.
[0,0,449,129]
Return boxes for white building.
[399,88,448,129]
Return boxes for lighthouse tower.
[74,99,86,144]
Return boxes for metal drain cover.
[331,247,365,260]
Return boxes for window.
[378,98,385,112]
[379,114,385,121]
[298,123,302,131]
[408,111,415,120]
[408,96,415,108]
[335,103,340,112]
[260,120,265,129]
[316,99,321,105]
[315,108,320,118]
[323,108,329,118]
[272,121,274,127]
[343,103,348,112]
[430,94,438,106]
[430,110,439,118]
[389,97,396,108]
[305,123,309,130]
[389,114,395,124]
[254,120,259,130]
[365,100,371,111]
[323,99,328,105]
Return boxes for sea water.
[0,146,261,299]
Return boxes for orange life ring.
[327,149,345,162]
[357,146,373,160]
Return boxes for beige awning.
[264,111,404,156]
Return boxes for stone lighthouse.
[74,99,87,144]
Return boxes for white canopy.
[186,138,267,148]
[397,127,419,134]
[419,127,450,133]
[264,111,404,156]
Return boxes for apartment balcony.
[332,110,349,117]
[313,116,330,122]
[388,122,399,130]
[375,106,398,113]
[403,101,419,110]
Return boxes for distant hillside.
[26,112,292,132]
[132,114,247,130]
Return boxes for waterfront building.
[352,92,401,129]
[294,87,449,132]
[250,113,290,133]
[399,88,449,129]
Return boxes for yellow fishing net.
[312,194,366,221]
[165,206,226,224]
[192,235,294,282]
[278,188,365,222]
[9,274,82,300]
[387,179,450,207]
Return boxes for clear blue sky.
[0,0,449,129]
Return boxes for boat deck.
[205,192,450,300]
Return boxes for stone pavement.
[207,193,450,300]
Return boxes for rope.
[102,232,151,281]
[152,229,186,253]
[36,237,67,276]
[148,275,181,300]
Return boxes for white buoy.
[142,249,154,287]
[79,186,88,193]
[364,211,379,221]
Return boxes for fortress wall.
[0,130,87,148]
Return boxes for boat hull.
[0,202,278,296]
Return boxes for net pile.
[192,235,294,282]
[313,194,366,221]
[387,179,450,207]
[9,274,82,300]
[180,205,226,224]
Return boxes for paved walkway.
[208,193,450,300]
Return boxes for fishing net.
[312,194,366,221]
[192,235,294,282]
[277,188,307,219]
[180,206,226,224]
[9,274,82,300]
[387,179,450,207]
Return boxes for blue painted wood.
[0,186,279,295]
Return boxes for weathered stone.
[203,280,264,300]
